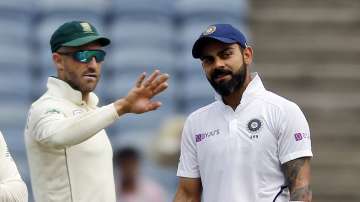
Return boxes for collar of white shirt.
[214,72,266,106]
[46,77,99,107]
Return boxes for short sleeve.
[278,103,313,164]
[176,117,200,178]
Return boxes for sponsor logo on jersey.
[45,108,61,115]
[195,129,220,143]
[294,132,310,141]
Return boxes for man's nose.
[85,57,98,71]
[214,58,226,69]
[88,57,98,67]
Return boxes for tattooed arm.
[282,157,312,202]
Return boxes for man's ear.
[243,46,253,65]
[52,53,64,71]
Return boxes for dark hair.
[114,147,141,164]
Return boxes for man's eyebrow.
[200,54,212,60]
[200,46,235,59]
[219,47,234,53]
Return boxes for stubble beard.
[66,72,99,94]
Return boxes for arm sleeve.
[176,117,200,178]
[0,132,28,202]
[278,103,313,164]
[27,103,119,149]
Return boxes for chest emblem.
[247,118,262,132]
[246,118,263,139]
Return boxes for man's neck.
[222,75,251,110]
[82,92,89,103]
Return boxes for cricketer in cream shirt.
[25,77,119,202]
[0,131,28,202]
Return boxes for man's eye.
[223,52,232,57]
[202,58,212,64]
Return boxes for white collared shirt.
[0,131,28,202]
[25,77,119,202]
[177,73,313,202]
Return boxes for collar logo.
[202,25,216,36]
[80,22,92,33]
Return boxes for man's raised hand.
[114,70,169,115]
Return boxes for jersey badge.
[45,108,61,115]
[247,118,262,139]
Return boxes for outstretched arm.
[282,157,312,202]
[28,70,169,148]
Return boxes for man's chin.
[213,85,232,97]
[81,85,97,94]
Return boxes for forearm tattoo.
[282,157,312,201]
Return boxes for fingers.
[152,82,168,96]
[146,101,162,112]
[136,72,146,87]
[143,70,160,87]
[148,73,169,93]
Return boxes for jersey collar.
[46,77,99,107]
[215,72,266,106]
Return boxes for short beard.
[207,63,247,97]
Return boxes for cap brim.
[192,36,237,58]
[62,35,111,48]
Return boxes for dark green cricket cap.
[50,21,111,52]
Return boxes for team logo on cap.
[247,118,262,133]
[202,25,216,36]
[80,22,93,33]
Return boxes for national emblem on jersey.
[246,118,263,139]
[202,25,216,36]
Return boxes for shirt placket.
[232,103,249,139]
[223,105,238,138]
[80,101,89,112]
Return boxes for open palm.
[124,70,169,114]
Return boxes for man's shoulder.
[29,92,70,114]
[187,101,220,121]
[259,90,301,112]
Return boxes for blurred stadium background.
[0,0,359,201]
